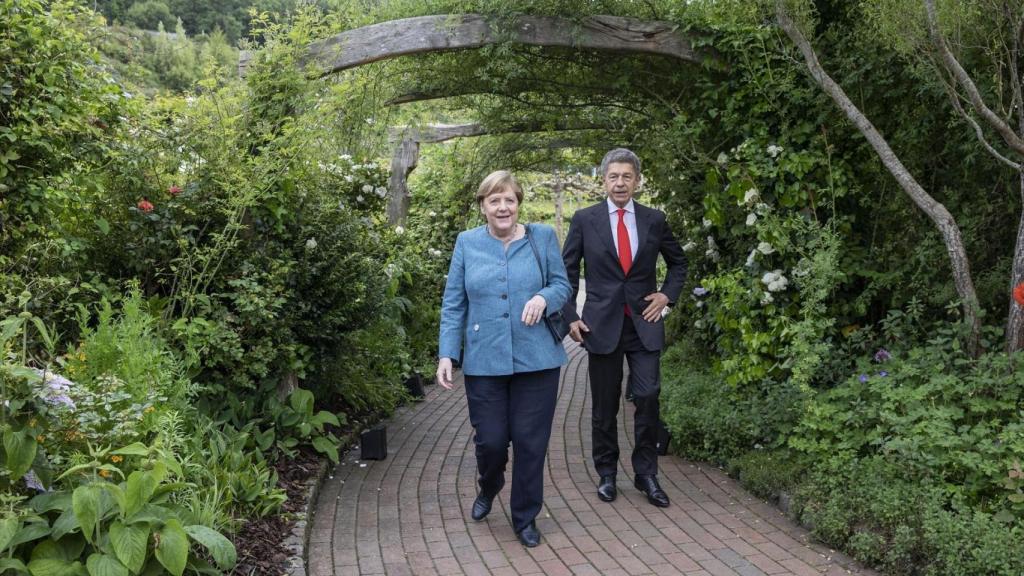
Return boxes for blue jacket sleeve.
[534,226,572,314]
[438,233,467,360]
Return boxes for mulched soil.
[229,448,322,576]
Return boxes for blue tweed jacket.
[438,224,571,376]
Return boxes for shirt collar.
[606,198,635,214]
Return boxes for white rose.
[356,195,364,203]
[757,242,775,255]
[375,186,387,197]
[767,144,783,158]
[305,238,317,251]
[362,184,373,193]
[743,188,759,205]
[395,226,405,234]
[745,249,758,267]
[746,213,758,226]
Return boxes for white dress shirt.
[607,198,638,260]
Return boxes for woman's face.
[481,187,519,235]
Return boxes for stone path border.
[305,339,880,576]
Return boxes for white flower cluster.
[682,241,697,252]
[428,248,443,257]
[745,242,776,267]
[305,238,317,251]
[761,270,789,292]
[767,144,784,158]
[705,236,720,262]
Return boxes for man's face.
[603,162,638,208]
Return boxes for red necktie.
[617,209,632,316]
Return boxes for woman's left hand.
[521,295,547,326]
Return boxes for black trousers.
[464,368,559,532]
[588,319,661,477]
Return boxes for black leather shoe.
[634,474,670,507]
[597,475,617,502]
[471,493,495,521]
[516,521,541,547]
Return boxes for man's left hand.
[642,292,670,323]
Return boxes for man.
[561,148,687,507]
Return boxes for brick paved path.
[307,341,880,576]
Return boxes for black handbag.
[525,224,571,343]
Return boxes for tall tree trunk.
[776,2,982,357]
[1009,170,1024,353]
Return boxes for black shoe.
[471,493,495,521]
[516,521,541,547]
[597,474,617,502]
[634,474,670,508]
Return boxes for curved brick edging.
[286,459,331,576]
[305,340,883,576]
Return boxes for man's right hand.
[569,320,590,343]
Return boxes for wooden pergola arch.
[240,13,719,224]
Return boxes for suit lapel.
[589,203,619,262]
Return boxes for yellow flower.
[28,418,37,427]
[111,455,123,463]
[36,435,45,443]
[99,469,111,478]
[144,406,156,414]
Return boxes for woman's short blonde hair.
[475,170,524,206]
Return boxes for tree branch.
[775,0,981,356]
[940,71,1022,170]
[924,0,1024,156]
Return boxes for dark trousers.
[588,319,661,477]
[464,368,559,532]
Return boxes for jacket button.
[498,276,506,282]
[473,324,479,331]
[502,313,509,318]
[501,294,507,300]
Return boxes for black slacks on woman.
[464,367,559,533]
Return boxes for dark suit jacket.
[561,201,687,354]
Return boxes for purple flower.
[31,368,77,410]
[874,348,892,362]
[858,374,869,383]
[23,469,46,491]
[879,371,889,377]
[693,286,708,297]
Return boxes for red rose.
[137,199,154,213]
[168,185,182,197]
[1014,281,1024,307]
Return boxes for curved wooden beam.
[240,14,717,77]
[385,122,609,224]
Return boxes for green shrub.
[789,329,1024,511]
[727,449,806,503]
[797,456,1024,576]
[660,343,806,462]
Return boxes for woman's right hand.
[436,357,454,389]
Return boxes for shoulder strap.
[525,224,549,282]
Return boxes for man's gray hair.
[600,148,641,176]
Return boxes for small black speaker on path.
[655,420,671,456]
[404,374,425,399]
[360,425,387,460]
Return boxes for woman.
[436,170,571,547]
